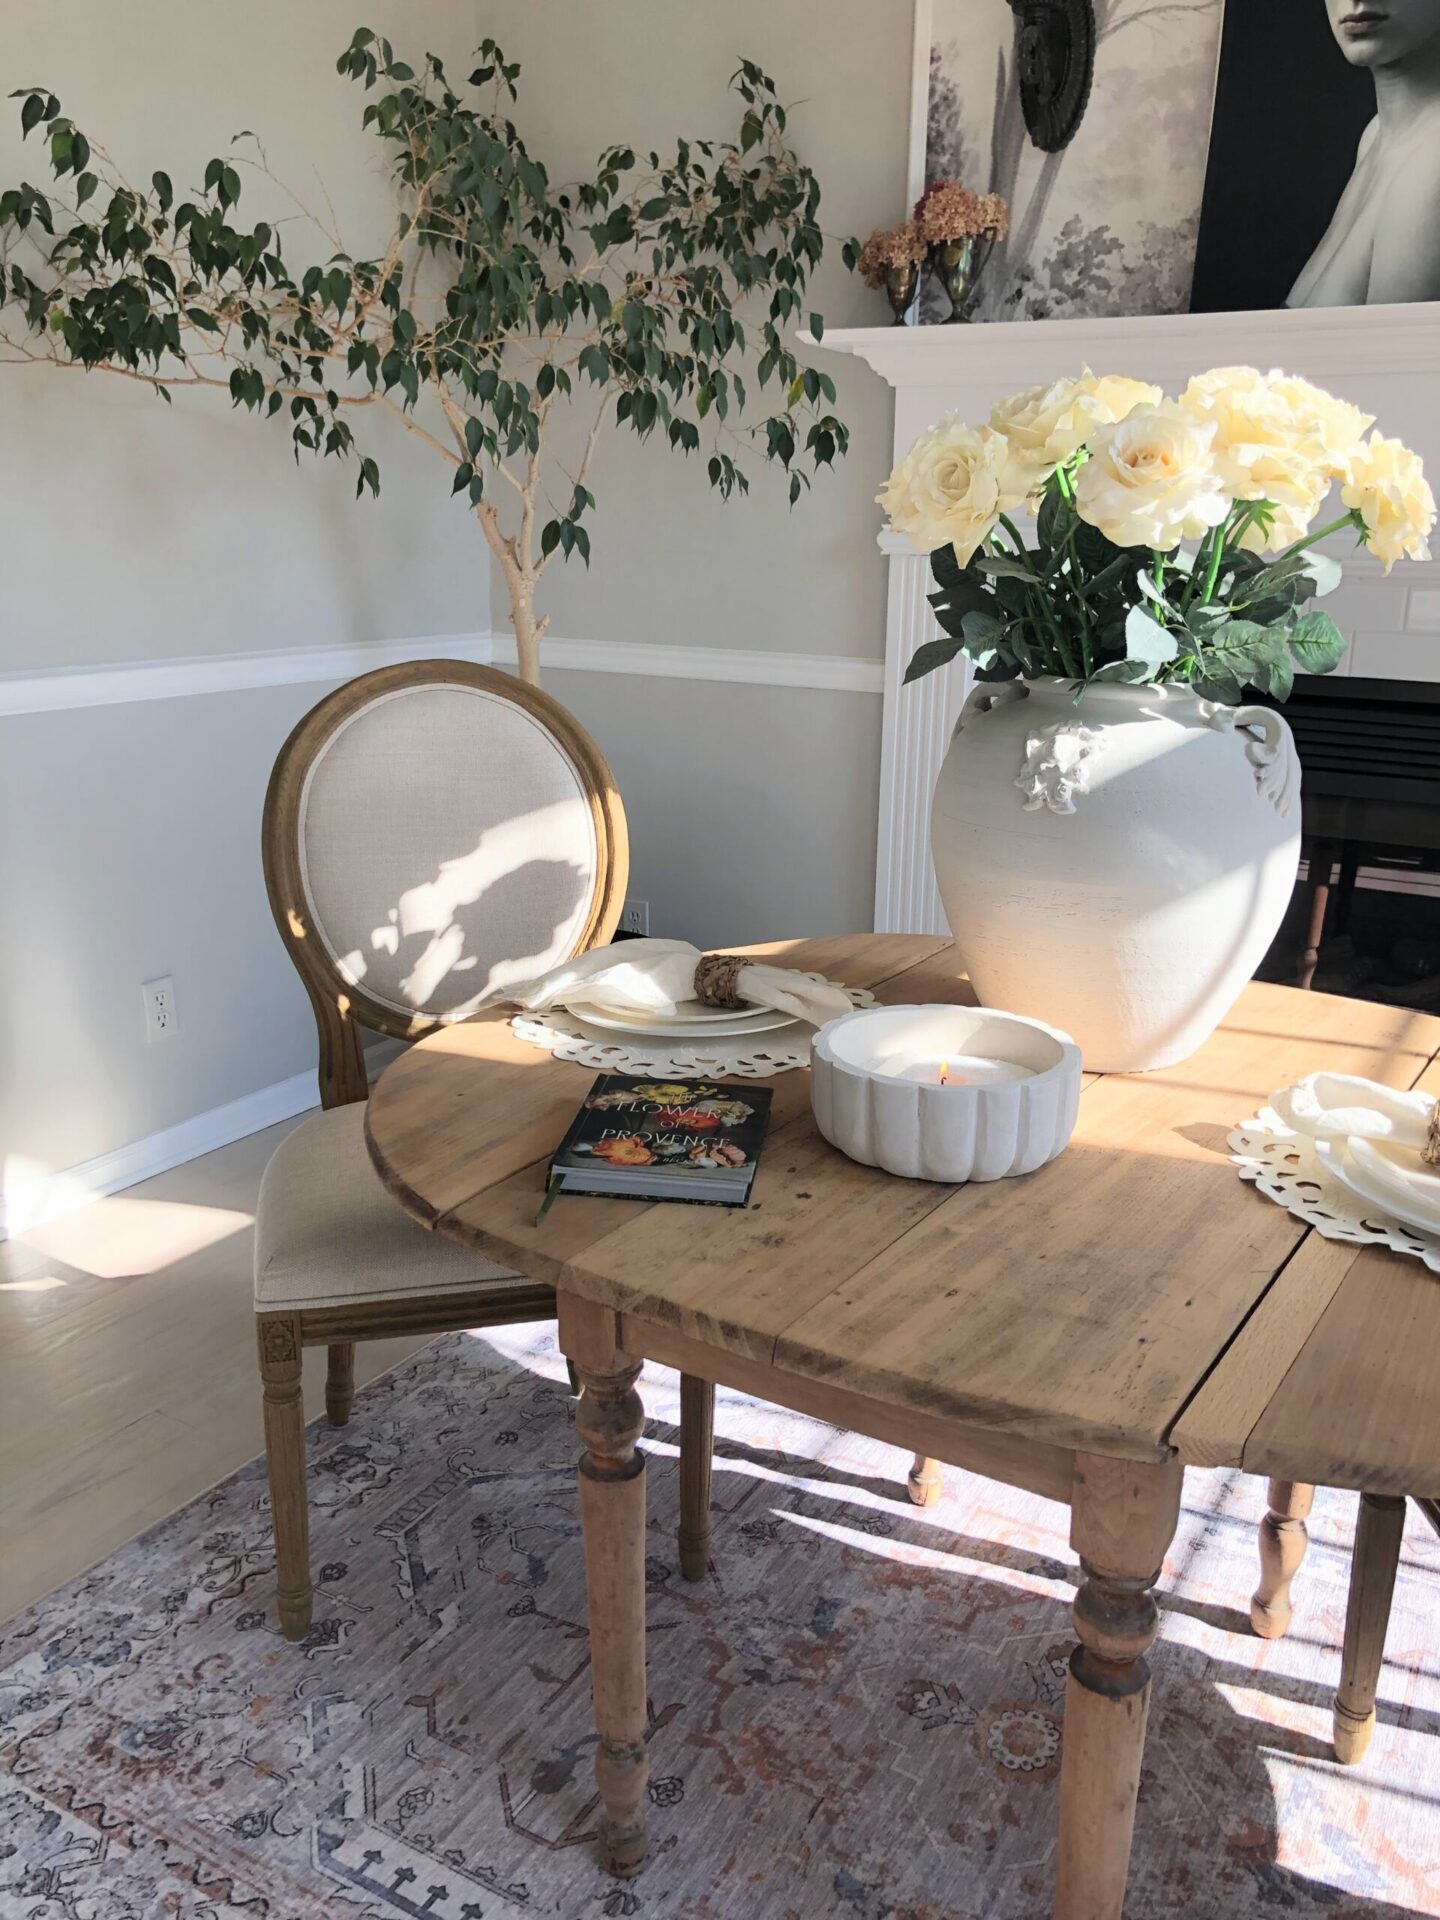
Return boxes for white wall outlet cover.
[142,975,178,1041]
[619,899,650,937]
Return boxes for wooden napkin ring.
[694,953,749,1009]
[1426,1098,1440,1169]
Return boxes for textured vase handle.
[1204,703,1301,819]
[953,679,1026,738]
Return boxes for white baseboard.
[0,1040,406,1242]
[1,1070,318,1240]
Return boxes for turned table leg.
[1251,1478,1315,1640]
[1056,1454,1182,1920]
[907,1453,944,1507]
[677,1373,714,1580]
[1334,1491,1406,1765]
[564,1297,650,1878]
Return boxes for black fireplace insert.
[1255,674,1440,1011]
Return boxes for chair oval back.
[263,661,627,1101]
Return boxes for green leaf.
[20,92,43,138]
[960,609,1005,653]
[451,461,474,494]
[809,311,823,342]
[152,169,172,211]
[903,634,965,684]
[974,555,1036,581]
[74,170,97,206]
[1123,604,1178,673]
[1092,658,1153,685]
[1288,609,1347,675]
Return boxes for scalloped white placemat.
[1230,1106,1440,1275]
[509,974,877,1079]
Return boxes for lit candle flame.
[939,1060,949,1085]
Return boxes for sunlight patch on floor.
[12,1196,253,1279]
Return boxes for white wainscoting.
[812,311,1440,936]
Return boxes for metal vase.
[930,233,997,323]
[883,261,920,326]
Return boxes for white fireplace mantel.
[811,305,1440,936]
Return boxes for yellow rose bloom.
[1341,433,1436,572]
[990,370,1161,501]
[1074,402,1231,552]
[878,415,1019,564]
[1179,366,1331,553]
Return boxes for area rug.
[3,1326,1439,1920]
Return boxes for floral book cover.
[549,1074,774,1207]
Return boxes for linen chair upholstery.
[254,660,715,1642]
[294,679,607,1027]
[255,1103,516,1311]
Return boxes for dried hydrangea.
[914,179,1009,246]
[856,221,927,289]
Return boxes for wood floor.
[0,1116,430,1622]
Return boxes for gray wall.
[0,1,909,1183]
[478,0,911,665]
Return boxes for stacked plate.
[1314,1133,1440,1240]
[566,997,801,1044]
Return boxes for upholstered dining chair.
[254,659,713,1639]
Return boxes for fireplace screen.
[1256,677,1440,1013]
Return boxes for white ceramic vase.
[930,677,1302,1072]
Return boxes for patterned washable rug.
[3,1326,1439,1920]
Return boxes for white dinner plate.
[568,999,799,1038]
[1314,1135,1440,1238]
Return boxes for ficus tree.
[0,28,849,684]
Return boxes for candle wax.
[896,1054,1033,1086]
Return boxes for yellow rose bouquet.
[880,367,1435,705]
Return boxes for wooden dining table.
[364,933,1440,1919]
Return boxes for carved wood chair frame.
[253,659,714,1637]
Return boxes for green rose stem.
[1277,509,1365,564]
[1054,467,1095,677]
[996,512,1079,678]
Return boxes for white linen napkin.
[1269,1072,1436,1150]
[492,937,855,1026]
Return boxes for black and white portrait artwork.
[923,0,1440,320]
[922,0,1225,323]
[1192,0,1440,311]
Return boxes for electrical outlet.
[618,899,650,937]
[142,975,178,1042]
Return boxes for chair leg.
[677,1373,714,1581]
[1251,1478,1314,1639]
[1334,1492,1407,1765]
[907,1453,944,1507]
[325,1341,356,1427]
[257,1312,312,1641]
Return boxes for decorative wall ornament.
[1008,0,1096,153]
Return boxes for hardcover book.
[548,1074,774,1207]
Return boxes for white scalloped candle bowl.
[810,1004,1082,1184]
